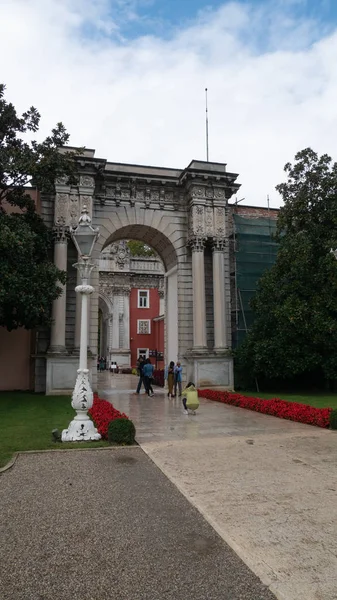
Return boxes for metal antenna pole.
[205,88,209,162]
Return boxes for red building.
[129,288,164,368]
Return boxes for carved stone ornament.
[214,206,226,236]
[75,284,94,295]
[79,175,95,188]
[190,185,205,199]
[55,192,69,225]
[205,206,214,236]
[53,225,68,243]
[188,236,206,252]
[214,187,226,200]
[189,205,205,237]
[205,187,214,199]
[80,195,92,216]
[212,238,226,252]
[55,176,68,186]
[145,188,151,208]
[69,195,80,228]
[61,369,101,442]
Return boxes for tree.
[127,240,155,257]
[0,83,79,331]
[235,148,337,387]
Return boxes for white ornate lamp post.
[62,206,101,442]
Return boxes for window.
[138,290,149,308]
[137,319,151,334]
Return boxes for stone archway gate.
[43,149,240,394]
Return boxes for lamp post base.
[61,419,101,442]
[61,368,101,442]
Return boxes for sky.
[0,0,337,206]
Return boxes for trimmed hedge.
[329,409,337,430]
[108,418,136,445]
[198,389,332,429]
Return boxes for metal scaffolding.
[231,213,279,348]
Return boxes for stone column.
[123,291,130,350]
[190,238,207,349]
[49,227,68,352]
[212,239,228,350]
[112,295,120,349]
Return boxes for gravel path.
[0,448,275,600]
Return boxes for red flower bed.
[88,394,129,439]
[198,389,332,429]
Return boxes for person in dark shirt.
[135,356,145,394]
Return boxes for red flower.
[89,395,129,439]
[197,390,332,429]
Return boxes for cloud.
[1,0,337,206]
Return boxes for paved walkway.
[100,373,337,600]
[0,448,275,600]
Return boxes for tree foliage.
[127,240,155,257]
[0,83,79,331]
[236,148,337,386]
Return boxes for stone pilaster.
[111,296,120,350]
[123,291,130,351]
[49,227,68,353]
[189,237,207,350]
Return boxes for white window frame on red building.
[137,348,149,359]
[137,319,151,334]
[138,289,150,308]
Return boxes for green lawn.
[0,392,108,469]
[237,391,337,409]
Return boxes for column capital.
[212,237,227,252]
[188,236,206,252]
[53,226,68,244]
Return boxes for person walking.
[166,361,175,398]
[135,356,145,394]
[174,361,182,397]
[181,382,200,415]
[143,358,154,397]
[99,357,105,373]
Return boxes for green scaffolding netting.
[232,214,279,347]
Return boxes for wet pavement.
[99,373,337,600]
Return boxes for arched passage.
[97,224,179,371]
